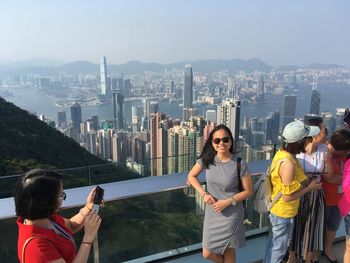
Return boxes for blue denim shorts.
[345,214,350,239]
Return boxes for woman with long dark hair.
[188,124,253,263]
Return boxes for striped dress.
[290,144,326,259]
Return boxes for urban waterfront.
[2,82,349,125]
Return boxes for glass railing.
[0,143,278,199]
[0,158,272,263]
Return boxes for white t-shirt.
[296,144,327,174]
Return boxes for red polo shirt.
[17,214,76,263]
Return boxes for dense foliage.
[0,97,105,176]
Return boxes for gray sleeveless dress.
[199,155,248,254]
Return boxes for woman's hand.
[307,179,323,191]
[82,213,102,243]
[212,199,231,213]
[85,187,104,210]
[203,193,216,205]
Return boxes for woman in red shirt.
[15,169,102,263]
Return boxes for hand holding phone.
[92,186,104,214]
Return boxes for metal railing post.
[93,235,100,263]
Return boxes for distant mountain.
[0,58,272,75]
[0,97,105,176]
[57,61,99,74]
[306,63,345,69]
[0,58,347,76]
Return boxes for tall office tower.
[100,56,110,96]
[149,112,167,176]
[123,79,131,97]
[183,64,193,120]
[149,101,159,114]
[70,102,82,134]
[309,75,320,115]
[217,99,241,143]
[113,92,125,130]
[57,110,67,128]
[142,98,150,117]
[256,75,264,102]
[282,95,297,129]
[86,131,97,155]
[206,109,217,123]
[89,115,99,131]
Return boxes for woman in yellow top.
[264,120,323,263]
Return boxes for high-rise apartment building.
[282,95,297,128]
[70,102,82,134]
[217,99,241,143]
[183,64,193,120]
[149,112,168,176]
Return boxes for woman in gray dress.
[188,124,253,263]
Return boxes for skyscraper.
[256,75,264,102]
[217,99,241,143]
[100,56,110,96]
[183,64,193,120]
[282,95,297,128]
[309,75,321,115]
[70,102,82,133]
[57,110,67,128]
[113,92,125,130]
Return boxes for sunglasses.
[58,192,66,201]
[212,137,230,144]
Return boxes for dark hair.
[198,124,234,168]
[330,129,350,151]
[14,169,62,220]
[344,109,350,127]
[305,116,323,127]
[282,137,311,155]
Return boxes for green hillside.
[0,96,105,176]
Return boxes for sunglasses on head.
[212,137,230,144]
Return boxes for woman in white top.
[289,116,328,263]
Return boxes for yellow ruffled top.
[269,149,307,218]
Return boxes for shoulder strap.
[22,236,52,263]
[268,158,289,208]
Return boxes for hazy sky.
[1,0,349,66]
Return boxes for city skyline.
[1,0,350,67]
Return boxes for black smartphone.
[92,186,104,213]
